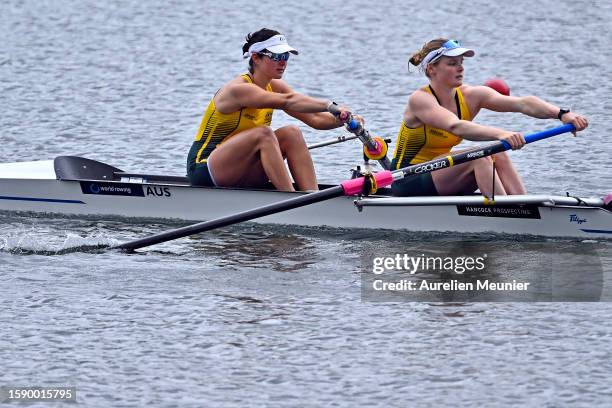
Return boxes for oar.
[306,106,390,166]
[345,117,392,170]
[307,134,359,150]
[307,123,391,172]
[326,104,391,170]
[115,124,575,252]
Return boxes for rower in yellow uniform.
[391,38,589,197]
[190,74,275,176]
[187,28,357,192]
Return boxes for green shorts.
[391,173,439,197]
[187,162,216,187]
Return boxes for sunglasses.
[258,51,291,62]
[441,39,461,49]
[423,40,462,66]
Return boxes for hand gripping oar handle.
[327,104,391,170]
[397,123,577,181]
[503,123,575,148]
[341,113,391,170]
[116,124,575,251]
[341,124,577,193]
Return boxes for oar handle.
[338,113,391,169]
[500,123,576,150]
[328,105,391,169]
[346,118,360,131]
[327,102,343,117]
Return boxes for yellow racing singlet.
[190,74,274,164]
[391,85,472,169]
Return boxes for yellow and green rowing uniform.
[390,85,472,196]
[187,73,274,186]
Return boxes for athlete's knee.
[492,151,511,163]
[281,125,305,141]
[254,126,278,146]
[279,125,307,149]
[473,156,494,170]
[285,124,303,136]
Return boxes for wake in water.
[0,232,118,255]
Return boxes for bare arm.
[214,82,328,114]
[285,110,343,130]
[272,80,344,130]
[410,90,509,141]
[473,85,589,131]
[408,90,525,149]
[476,85,558,117]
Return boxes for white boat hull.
[0,158,611,239]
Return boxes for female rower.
[391,38,588,197]
[187,28,354,192]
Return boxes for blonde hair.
[408,38,448,76]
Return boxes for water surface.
[1,0,612,406]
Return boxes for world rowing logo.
[80,181,145,197]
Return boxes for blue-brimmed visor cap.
[420,40,475,68]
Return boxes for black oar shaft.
[401,143,504,178]
[117,124,575,251]
[398,123,576,179]
[116,186,345,252]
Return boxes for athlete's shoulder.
[412,85,435,97]
[231,74,254,85]
[410,86,436,105]
[270,78,291,93]
[459,84,489,96]
[460,84,497,107]
[222,75,259,94]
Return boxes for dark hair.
[243,28,281,73]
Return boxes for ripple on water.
[2,0,612,406]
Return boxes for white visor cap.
[243,35,299,59]
[442,47,475,58]
[421,40,475,68]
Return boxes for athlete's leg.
[490,152,527,194]
[237,125,318,191]
[207,126,294,191]
[275,125,317,191]
[232,157,269,189]
[431,156,506,196]
[472,156,507,196]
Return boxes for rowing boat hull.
[0,158,610,238]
